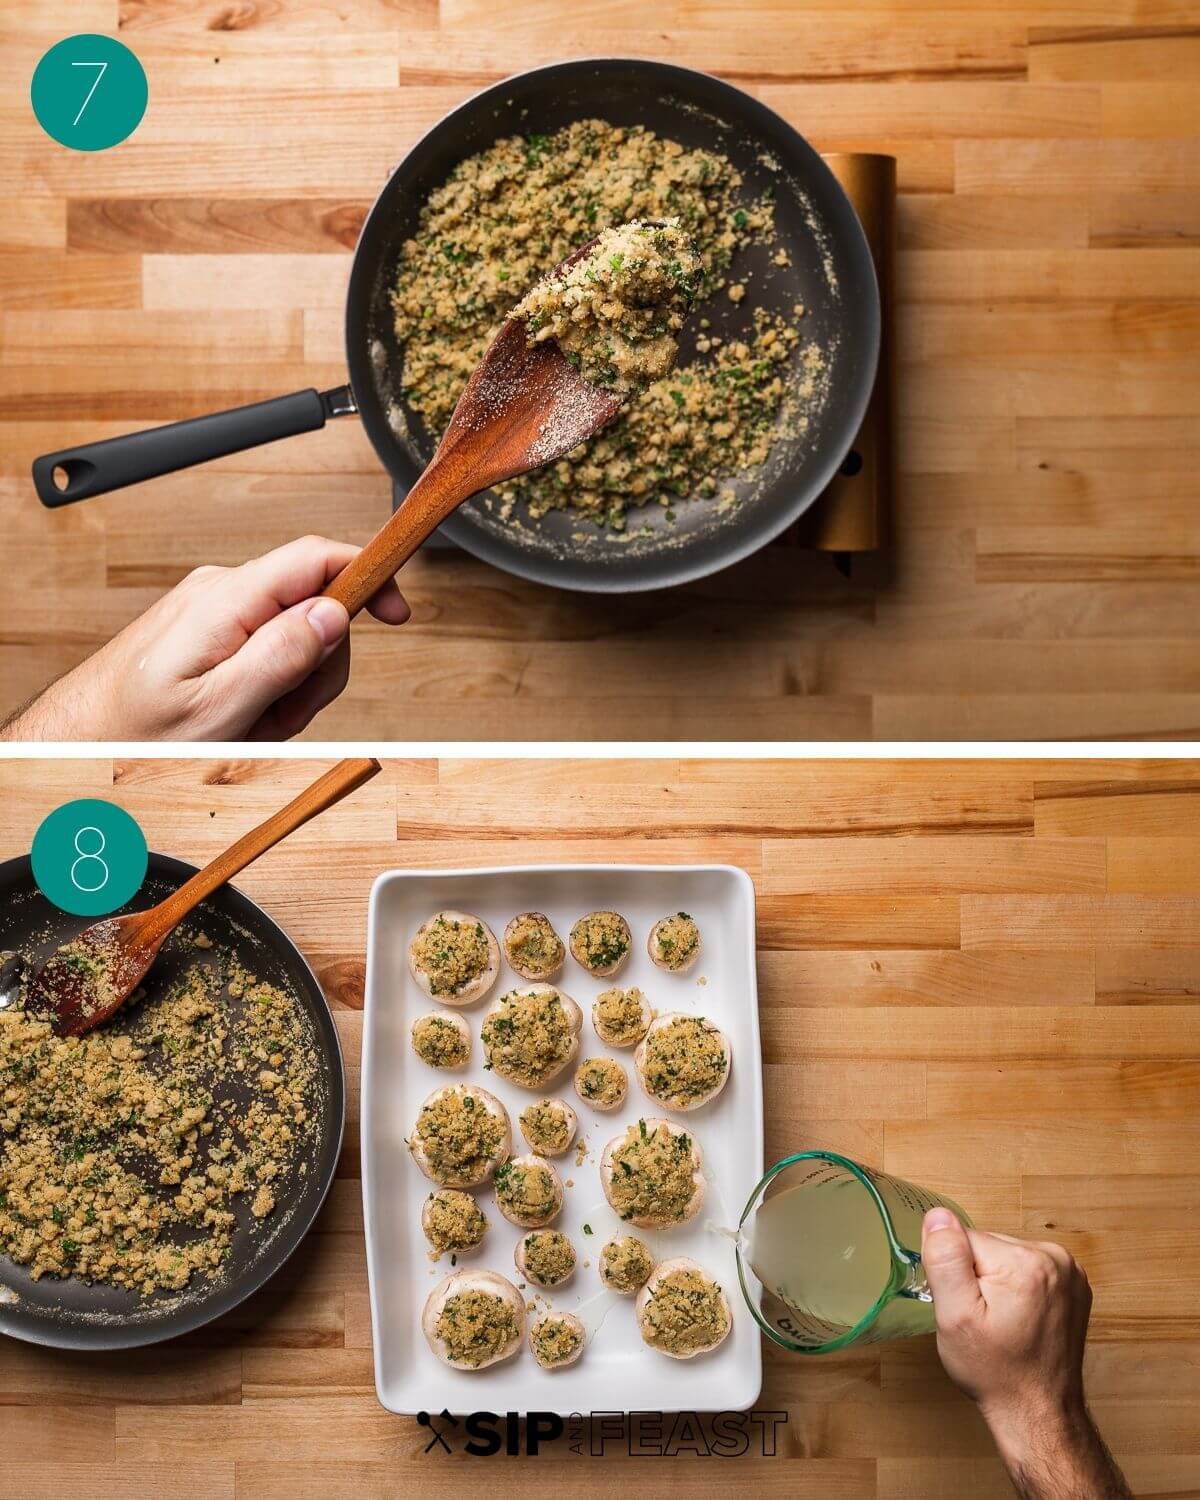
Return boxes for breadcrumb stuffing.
[607,1119,697,1224]
[482,989,576,1088]
[391,118,819,532]
[600,1234,654,1293]
[530,1312,584,1367]
[521,1229,575,1286]
[436,1287,518,1367]
[423,1190,487,1257]
[641,1016,727,1106]
[409,1088,504,1184]
[411,1013,470,1068]
[593,987,650,1046]
[411,916,489,999]
[574,1057,627,1108]
[513,220,700,397]
[640,1265,729,1355]
[570,911,630,974]
[0,952,318,1297]
[519,1098,573,1156]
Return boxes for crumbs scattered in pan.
[392,118,828,534]
[0,932,319,1300]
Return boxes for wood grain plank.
[760,834,1106,894]
[759,947,1096,1006]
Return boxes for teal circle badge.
[31,34,148,152]
[31,799,148,917]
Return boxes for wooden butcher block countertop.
[2,2,1200,741]
[1,756,1199,1496]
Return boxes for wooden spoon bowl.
[27,758,380,1037]
[323,234,629,617]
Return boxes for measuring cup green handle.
[736,1149,971,1355]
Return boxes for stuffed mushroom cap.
[518,1097,579,1158]
[421,1189,488,1258]
[635,1257,731,1359]
[573,1056,628,1112]
[408,1083,511,1188]
[600,1117,705,1229]
[634,1012,731,1112]
[599,1234,655,1295]
[504,912,565,982]
[529,1311,586,1369]
[592,986,653,1048]
[569,910,632,979]
[514,1228,577,1288]
[422,1269,525,1370]
[493,1152,564,1228]
[408,911,500,1006]
[647,913,701,973]
[481,984,582,1089]
[410,1010,472,1069]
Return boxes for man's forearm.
[987,1401,1131,1500]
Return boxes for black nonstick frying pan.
[31,58,880,595]
[0,853,344,1350]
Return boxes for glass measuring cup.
[735,1150,972,1355]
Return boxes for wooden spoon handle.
[140,758,381,942]
[324,459,472,617]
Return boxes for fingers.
[217,536,410,638]
[207,596,349,735]
[248,636,353,742]
[922,1208,985,1328]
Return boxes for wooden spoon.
[27,757,381,1038]
[323,236,624,617]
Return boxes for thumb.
[922,1207,984,1327]
[208,596,349,732]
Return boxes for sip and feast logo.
[417,1409,787,1457]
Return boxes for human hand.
[921,1209,1131,1499]
[1,536,409,742]
[922,1208,1091,1429]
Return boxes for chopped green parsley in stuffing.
[482,989,576,1088]
[0,951,318,1296]
[411,916,490,999]
[512,219,700,397]
[423,1190,487,1257]
[411,1013,470,1068]
[436,1287,518,1367]
[392,119,822,531]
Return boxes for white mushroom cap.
[481,984,583,1088]
[410,1010,472,1068]
[409,1083,512,1188]
[494,1152,564,1228]
[408,911,500,1006]
[599,1117,705,1229]
[635,1257,731,1359]
[514,1228,577,1289]
[518,1097,579,1157]
[569,911,632,978]
[573,1057,628,1112]
[504,912,565,982]
[420,1189,488,1257]
[647,915,701,973]
[529,1311,586,1369]
[592,986,653,1048]
[599,1234,655,1295]
[422,1269,525,1370]
[634,1012,732,1112]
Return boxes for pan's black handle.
[32,385,357,508]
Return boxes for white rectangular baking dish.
[361,864,763,1416]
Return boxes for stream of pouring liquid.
[730,1175,895,1328]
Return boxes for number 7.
[70,60,108,126]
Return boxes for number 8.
[71,826,109,893]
